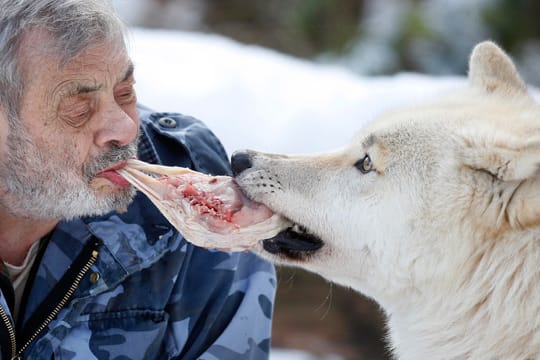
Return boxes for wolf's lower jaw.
[262,222,324,260]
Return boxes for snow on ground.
[129,28,467,156]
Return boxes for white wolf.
[231,42,540,359]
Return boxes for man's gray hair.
[0,0,126,122]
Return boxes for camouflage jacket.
[0,107,276,359]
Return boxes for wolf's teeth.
[291,223,307,234]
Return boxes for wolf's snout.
[231,151,253,176]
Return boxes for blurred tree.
[202,0,363,57]
[118,0,540,84]
[482,0,540,53]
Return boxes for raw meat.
[117,159,288,250]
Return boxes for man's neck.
[0,212,57,266]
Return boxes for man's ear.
[468,41,527,95]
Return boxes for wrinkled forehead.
[19,26,127,76]
[19,28,130,89]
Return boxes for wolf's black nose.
[231,152,253,176]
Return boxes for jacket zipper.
[0,303,16,359]
[0,243,99,359]
[18,249,99,355]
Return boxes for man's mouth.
[94,160,131,188]
[262,222,324,261]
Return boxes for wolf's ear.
[468,41,527,95]
[463,133,540,182]
[462,134,540,230]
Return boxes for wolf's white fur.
[235,42,540,359]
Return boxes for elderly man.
[0,1,275,359]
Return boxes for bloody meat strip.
[181,181,233,222]
[117,159,288,250]
[161,175,240,225]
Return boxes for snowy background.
[130,28,465,156]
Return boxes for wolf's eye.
[354,155,374,174]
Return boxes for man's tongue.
[98,170,131,187]
[95,161,130,187]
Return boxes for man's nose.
[94,103,139,148]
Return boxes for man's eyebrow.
[60,82,102,96]
[59,62,134,97]
[74,84,102,94]
[121,62,134,82]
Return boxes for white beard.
[0,121,137,220]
